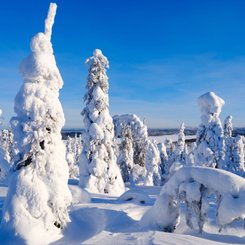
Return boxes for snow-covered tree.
[0,3,71,242]
[144,140,161,186]
[185,142,196,166]
[0,129,15,164]
[114,114,148,168]
[224,116,233,137]
[74,133,83,163]
[223,116,234,171]
[172,122,186,164]
[194,92,225,168]
[231,135,245,176]
[164,138,174,162]
[162,138,175,177]
[66,136,79,179]
[117,124,134,183]
[79,49,125,195]
[114,114,153,185]
[158,142,168,183]
[0,111,10,182]
[141,166,245,233]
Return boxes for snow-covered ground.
[149,134,196,144]
[1,183,244,245]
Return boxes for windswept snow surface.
[1,183,244,244]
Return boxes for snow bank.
[117,189,151,205]
[69,185,91,204]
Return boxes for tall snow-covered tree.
[74,133,83,163]
[158,142,168,183]
[0,3,71,243]
[0,129,15,164]
[223,116,234,171]
[194,92,225,168]
[224,116,233,137]
[164,138,175,162]
[144,140,161,186]
[172,122,186,164]
[0,110,10,182]
[231,135,245,176]
[163,137,175,176]
[186,142,196,166]
[79,49,125,195]
[117,124,134,183]
[66,136,79,179]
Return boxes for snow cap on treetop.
[86,49,109,68]
[93,49,102,57]
[44,3,57,41]
[30,2,57,54]
[198,92,225,116]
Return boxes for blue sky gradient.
[0,0,245,128]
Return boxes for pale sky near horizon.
[0,0,245,129]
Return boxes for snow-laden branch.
[44,3,57,41]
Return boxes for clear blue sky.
[0,0,245,128]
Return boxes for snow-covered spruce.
[224,115,233,137]
[113,114,148,168]
[185,142,196,166]
[141,166,245,233]
[144,140,161,186]
[79,49,125,195]
[0,129,15,165]
[0,3,71,243]
[163,138,175,176]
[157,142,168,184]
[117,124,134,183]
[194,92,225,168]
[231,135,245,176]
[172,122,186,164]
[114,114,149,184]
[223,116,234,172]
[0,111,10,182]
[66,135,81,179]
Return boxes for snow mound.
[69,185,91,204]
[117,189,151,205]
[198,92,225,116]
